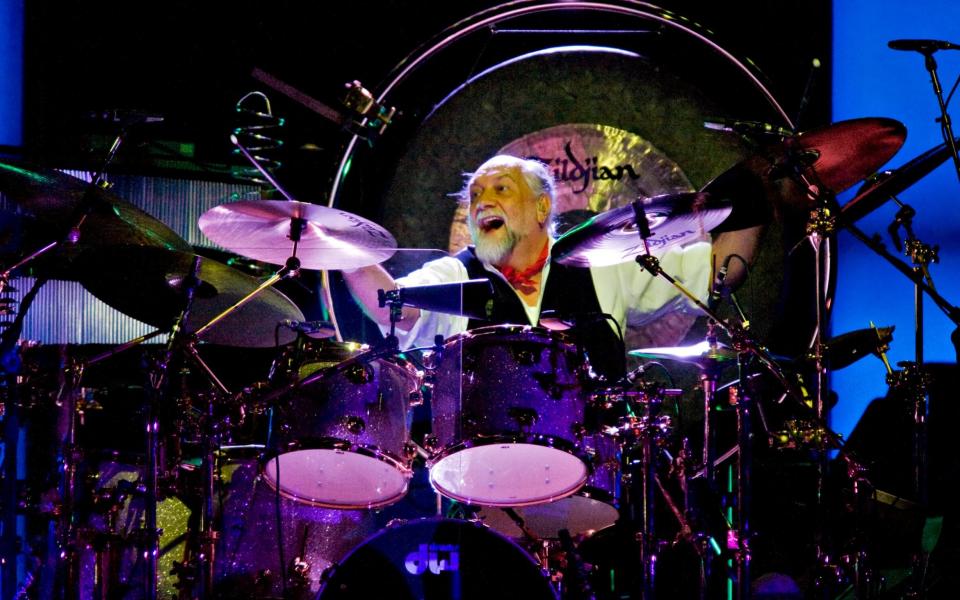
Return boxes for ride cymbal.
[74,247,304,347]
[198,200,397,270]
[551,192,731,267]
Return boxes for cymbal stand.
[0,115,136,280]
[173,340,233,600]
[888,199,940,504]
[191,135,306,342]
[631,205,807,600]
[142,255,203,600]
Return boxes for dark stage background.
[10,2,957,600]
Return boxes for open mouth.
[476,215,505,232]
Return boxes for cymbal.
[841,138,957,222]
[74,247,304,347]
[0,161,191,252]
[551,192,731,267]
[198,200,397,270]
[773,117,906,194]
[629,340,739,364]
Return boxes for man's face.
[467,164,544,265]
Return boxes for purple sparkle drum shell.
[263,343,422,509]
[427,325,592,506]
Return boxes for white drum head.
[429,443,588,507]
[262,449,410,509]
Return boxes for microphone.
[88,108,165,124]
[708,255,733,310]
[624,364,646,385]
[280,319,336,337]
[704,119,793,138]
[888,39,960,53]
[342,80,397,135]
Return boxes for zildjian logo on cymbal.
[530,141,642,194]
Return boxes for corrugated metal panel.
[2,173,259,344]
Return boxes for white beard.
[470,221,522,265]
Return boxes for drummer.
[342,154,763,381]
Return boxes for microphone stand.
[915,49,960,183]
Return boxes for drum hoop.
[441,323,578,348]
[428,436,591,508]
[260,444,413,510]
[426,432,589,467]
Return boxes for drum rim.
[438,323,579,347]
[260,444,413,510]
[428,437,590,507]
[426,432,590,467]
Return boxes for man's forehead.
[470,164,522,185]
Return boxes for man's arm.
[341,264,421,329]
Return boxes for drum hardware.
[378,279,495,321]
[555,196,816,599]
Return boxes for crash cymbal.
[629,340,739,364]
[772,117,906,195]
[841,138,957,222]
[198,200,397,270]
[551,192,731,267]
[74,247,304,347]
[0,161,190,252]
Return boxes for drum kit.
[0,108,956,600]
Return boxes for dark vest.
[455,246,626,382]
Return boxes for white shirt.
[386,241,712,350]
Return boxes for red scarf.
[498,242,549,294]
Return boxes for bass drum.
[325,2,829,363]
[314,518,558,600]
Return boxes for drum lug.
[508,406,539,429]
[422,435,440,454]
[344,362,373,384]
[570,421,586,441]
[402,442,419,461]
[408,390,424,408]
[342,415,366,435]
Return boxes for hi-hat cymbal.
[629,340,739,364]
[0,161,190,252]
[551,192,731,267]
[770,117,906,195]
[198,200,397,270]
[74,247,305,347]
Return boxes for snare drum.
[263,341,422,509]
[427,325,591,507]
[315,518,558,600]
